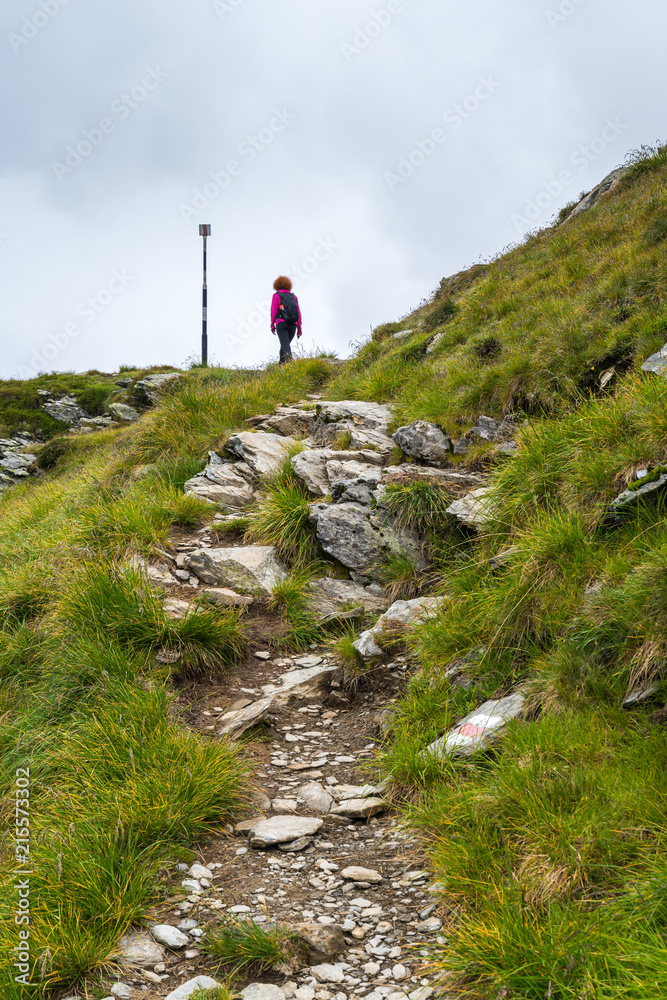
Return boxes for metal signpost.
[199,224,211,366]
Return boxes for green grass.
[245,456,321,568]
[204,916,306,975]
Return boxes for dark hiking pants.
[277,322,297,364]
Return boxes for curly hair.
[273,275,293,291]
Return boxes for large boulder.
[392,421,452,465]
[184,453,254,509]
[108,402,140,422]
[42,396,87,425]
[311,503,426,584]
[292,448,384,498]
[310,401,395,453]
[259,405,317,437]
[185,545,287,594]
[425,692,525,758]
[133,372,182,405]
[226,431,296,477]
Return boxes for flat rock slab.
[265,663,338,704]
[330,797,387,819]
[165,977,222,1000]
[249,815,324,848]
[341,866,383,883]
[184,460,254,509]
[186,545,287,594]
[114,930,165,967]
[217,696,274,737]
[226,431,296,477]
[382,465,486,489]
[426,692,525,758]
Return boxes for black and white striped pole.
[199,224,211,366]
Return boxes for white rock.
[363,962,382,975]
[184,460,254,508]
[311,963,346,984]
[181,879,203,893]
[425,693,525,758]
[186,545,287,594]
[164,977,223,1000]
[249,816,324,848]
[114,929,165,967]
[295,988,316,1000]
[341,866,382,883]
[352,631,384,660]
[392,965,409,982]
[226,430,297,477]
[330,797,387,819]
[188,864,213,880]
[271,663,338,704]
[110,986,134,1000]
[298,781,334,814]
[272,798,299,814]
[151,925,189,950]
[217,697,274,738]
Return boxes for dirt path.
[101,636,445,1000]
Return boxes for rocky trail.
[69,396,529,1000]
[97,645,445,1000]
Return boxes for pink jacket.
[271,291,302,335]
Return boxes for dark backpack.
[277,291,299,324]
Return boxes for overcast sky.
[0,0,664,379]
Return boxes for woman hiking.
[270,276,302,364]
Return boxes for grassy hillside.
[1,144,667,998]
